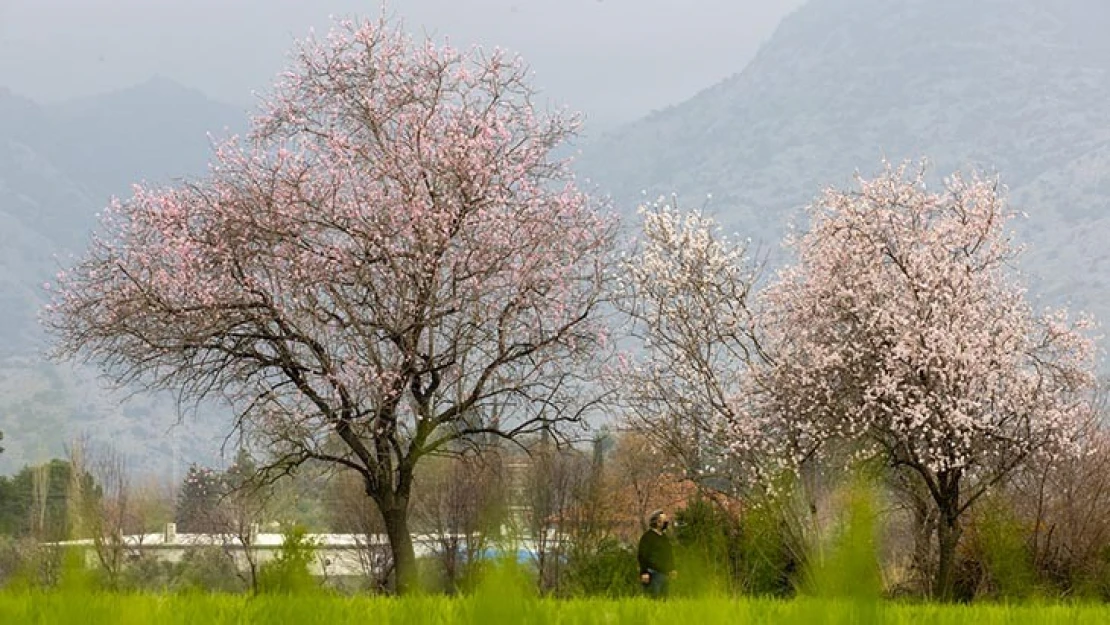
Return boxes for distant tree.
[554,431,612,553]
[129,476,175,535]
[410,452,506,593]
[173,451,276,591]
[0,459,98,541]
[525,437,590,593]
[756,162,1098,600]
[45,17,615,593]
[264,458,331,530]
[607,431,671,538]
[223,449,257,493]
[175,464,222,533]
[323,469,389,588]
[1003,396,1110,598]
[212,450,275,593]
[0,473,14,536]
[69,439,142,589]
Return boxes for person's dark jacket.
[637,529,674,575]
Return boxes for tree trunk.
[442,537,460,594]
[910,490,936,594]
[382,504,418,594]
[933,508,961,601]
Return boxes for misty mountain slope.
[0,79,246,251]
[0,80,244,474]
[0,89,48,144]
[40,76,248,212]
[1012,141,1110,310]
[0,138,91,352]
[578,0,1110,331]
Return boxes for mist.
[0,0,804,128]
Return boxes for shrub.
[177,547,243,593]
[0,537,53,590]
[967,499,1038,600]
[801,481,882,602]
[674,496,742,597]
[119,555,180,592]
[564,538,639,597]
[257,524,319,595]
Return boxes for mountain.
[41,76,245,220]
[579,0,1110,332]
[0,79,246,474]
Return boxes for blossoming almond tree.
[45,17,615,593]
[616,198,771,480]
[759,162,1098,599]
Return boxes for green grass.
[2,592,1110,624]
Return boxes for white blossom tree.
[757,161,1098,599]
[615,198,771,481]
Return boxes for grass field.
[3,592,1110,624]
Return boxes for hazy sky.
[0,0,804,128]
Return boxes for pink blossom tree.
[44,17,615,593]
[758,162,1098,599]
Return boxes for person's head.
[648,509,670,532]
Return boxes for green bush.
[736,499,798,597]
[564,538,639,597]
[0,537,32,589]
[257,524,320,595]
[673,496,742,597]
[971,500,1038,600]
[119,555,181,592]
[177,547,244,593]
[801,481,882,602]
[0,538,60,590]
[1072,545,1110,601]
[415,546,496,595]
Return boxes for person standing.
[637,509,676,598]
